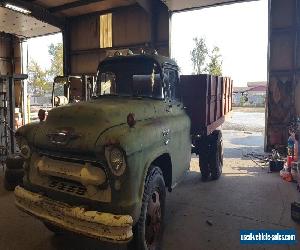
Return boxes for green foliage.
[191,37,208,74]
[206,46,223,76]
[28,60,51,93]
[190,37,223,76]
[28,43,63,94]
[48,43,63,78]
[240,94,248,106]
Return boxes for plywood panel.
[100,13,112,48]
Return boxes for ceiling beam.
[0,0,65,28]
[136,0,152,13]
[49,0,105,13]
[170,0,258,13]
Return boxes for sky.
[26,0,268,87]
[171,0,268,86]
[26,33,62,69]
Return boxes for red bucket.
[287,156,294,167]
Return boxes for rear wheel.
[196,137,210,181]
[199,153,210,181]
[209,130,223,180]
[130,166,166,250]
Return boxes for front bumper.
[14,186,133,243]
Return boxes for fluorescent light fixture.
[5,3,31,14]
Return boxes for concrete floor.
[0,129,299,249]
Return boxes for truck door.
[164,68,191,183]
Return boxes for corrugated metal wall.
[0,32,21,76]
[65,2,169,75]
[266,0,300,151]
[0,32,22,108]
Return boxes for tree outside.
[28,43,63,95]
[48,43,63,80]
[28,60,51,94]
[190,37,223,76]
[206,46,223,76]
[190,37,208,74]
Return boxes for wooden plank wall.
[66,2,169,75]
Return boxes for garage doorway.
[171,0,268,156]
[25,33,63,122]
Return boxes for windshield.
[96,58,163,99]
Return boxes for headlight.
[105,146,126,176]
[16,136,31,159]
[20,144,31,159]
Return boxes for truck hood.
[34,97,157,155]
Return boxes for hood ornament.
[47,129,81,145]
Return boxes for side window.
[165,69,179,100]
[100,72,116,95]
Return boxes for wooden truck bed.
[180,74,232,136]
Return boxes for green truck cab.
[14,54,231,249]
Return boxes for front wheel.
[130,166,166,250]
[3,168,24,191]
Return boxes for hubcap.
[145,190,161,249]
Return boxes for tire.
[196,137,210,181]
[130,166,166,250]
[209,130,223,180]
[3,169,24,191]
[44,222,66,235]
[199,153,210,181]
[6,154,24,170]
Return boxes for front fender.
[95,119,169,223]
[16,122,41,146]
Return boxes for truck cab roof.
[99,54,178,70]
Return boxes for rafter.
[49,0,105,13]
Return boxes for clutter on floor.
[279,125,299,183]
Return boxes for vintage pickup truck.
[14,53,232,249]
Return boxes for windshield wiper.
[93,94,119,99]
[132,95,162,100]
